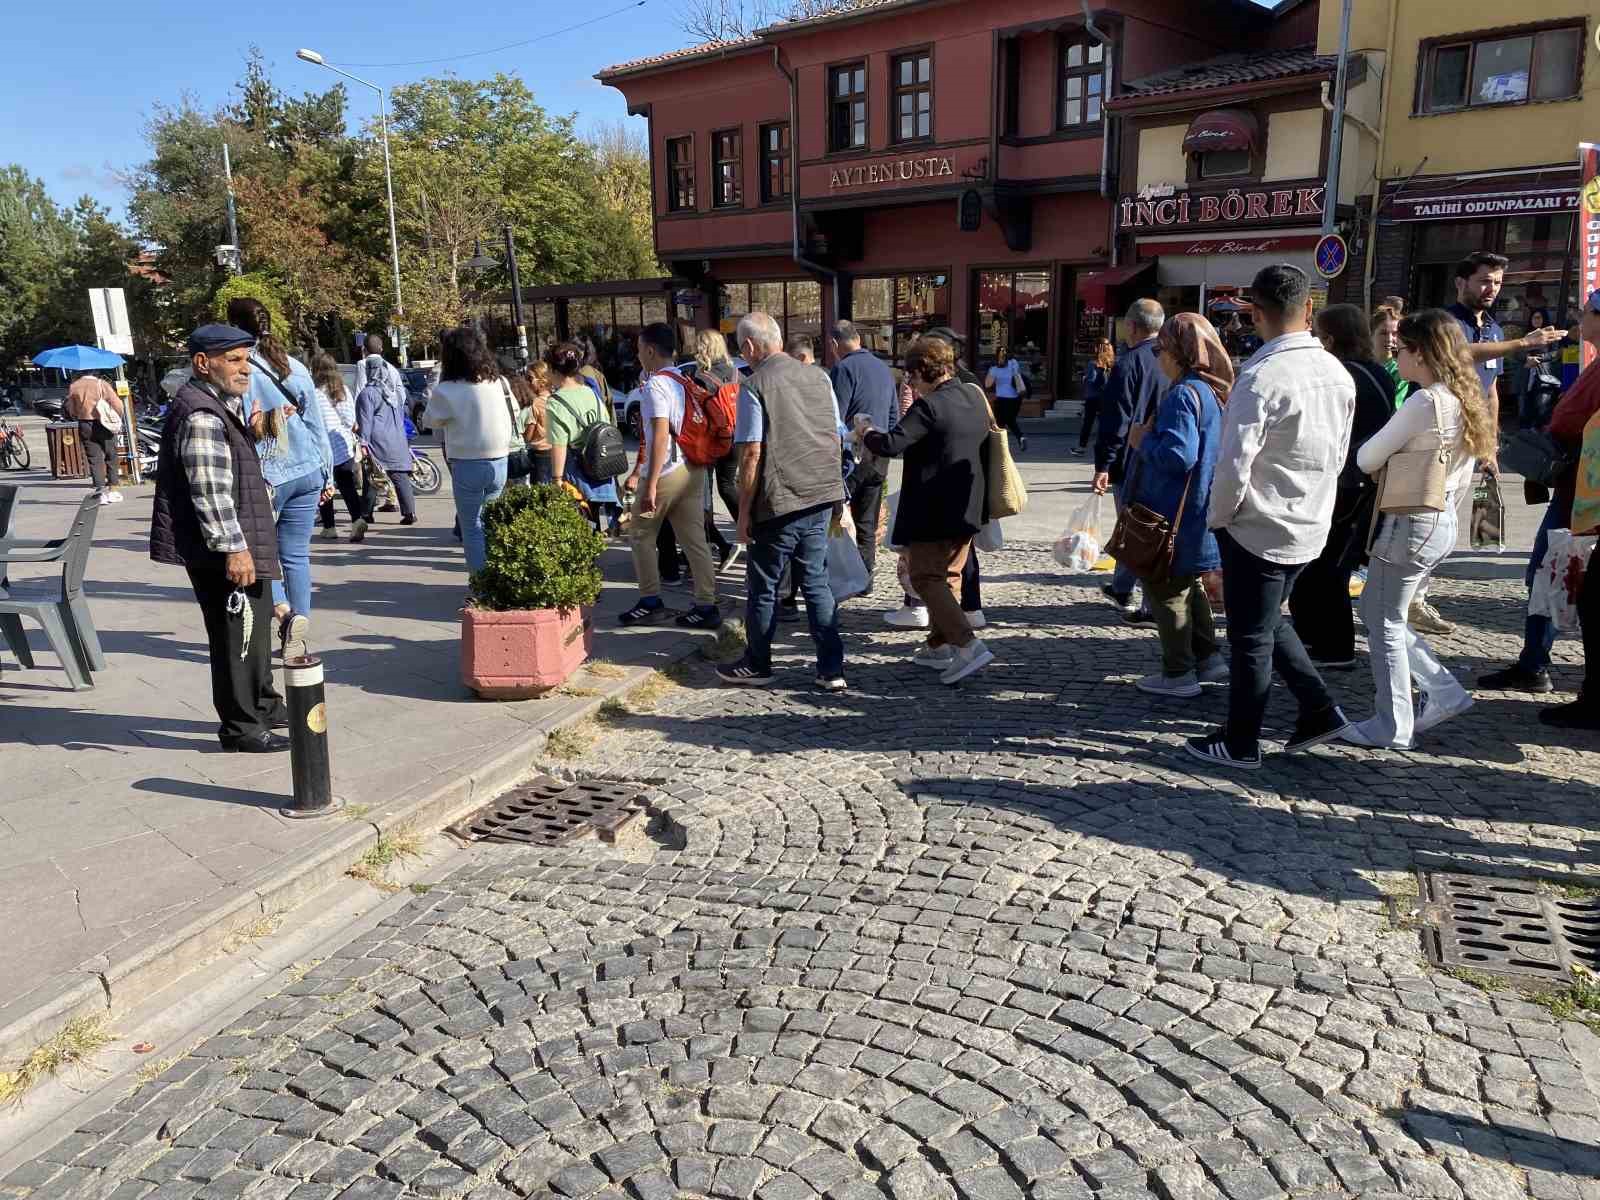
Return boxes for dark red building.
[597,0,1312,413]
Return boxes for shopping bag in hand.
[1470,472,1505,552]
[1052,494,1106,572]
[827,531,871,602]
[1529,529,1596,633]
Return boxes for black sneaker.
[1123,607,1156,627]
[1539,701,1600,730]
[676,604,723,630]
[1100,583,1134,611]
[221,731,291,753]
[717,659,775,687]
[1477,664,1555,693]
[400,514,418,526]
[1184,733,1262,771]
[1284,705,1351,753]
[619,599,668,626]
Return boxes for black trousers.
[1288,517,1358,662]
[319,459,367,529]
[1218,530,1334,754]
[186,566,285,745]
[993,396,1024,443]
[703,452,741,556]
[847,463,886,583]
[79,420,119,490]
[1078,395,1100,449]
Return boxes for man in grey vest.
[718,312,847,689]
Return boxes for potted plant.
[462,484,605,699]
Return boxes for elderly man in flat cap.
[150,324,289,752]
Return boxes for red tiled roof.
[756,0,920,34]
[598,37,762,80]
[1118,45,1335,101]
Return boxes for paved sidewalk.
[0,443,723,1057]
[3,529,1597,1199]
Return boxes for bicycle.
[0,418,30,470]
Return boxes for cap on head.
[1587,288,1600,315]
[187,323,255,357]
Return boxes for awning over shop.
[1182,109,1260,155]
[1078,261,1155,310]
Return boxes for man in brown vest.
[150,325,288,752]
[717,312,847,689]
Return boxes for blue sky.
[10,0,1277,225]
[7,0,676,221]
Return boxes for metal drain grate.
[450,776,648,846]
[1420,872,1600,981]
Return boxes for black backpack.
[551,391,629,480]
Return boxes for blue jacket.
[830,348,896,435]
[1094,337,1169,485]
[242,354,332,490]
[1082,363,1109,402]
[356,381,412,472]
[1132,375,1222,577]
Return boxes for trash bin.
[46,422,88,479]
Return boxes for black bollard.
[280,653,343,819]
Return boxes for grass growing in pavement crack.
[1444,966,1507,993]
[1530,966,1600,1029]
[544,722,596,761]
[346,827,424,892]
[135,1054,179,1086]
[0,1016,112,1105]
[219,912,282,954]
[585,660,627,679]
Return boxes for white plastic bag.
[973,520,1003,552]
[1053,495,1105,572]
[1529,529,1595,633]
[828,531,871,602]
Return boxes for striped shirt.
[178,389,248,554]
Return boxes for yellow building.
[1339,0,1597,328]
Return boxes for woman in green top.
[545,341,620,530]
[1371,304,1411,411]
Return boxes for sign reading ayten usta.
[829,155,954,189]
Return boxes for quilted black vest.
[150,379,282,579]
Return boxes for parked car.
[613,358,750,442]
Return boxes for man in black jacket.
[1093,298,1168,617]
[150,325,288,752]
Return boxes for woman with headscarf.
[1130,313,1234,699]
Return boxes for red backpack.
[662,369,738,466]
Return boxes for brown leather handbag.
[1105,461,1194,585]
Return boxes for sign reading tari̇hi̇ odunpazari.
[1117,180,1325,231]
[829,155,954,189]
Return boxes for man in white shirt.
[1187,264,1356,771]
[619,323,720,629]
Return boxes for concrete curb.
[0,639,702,1069]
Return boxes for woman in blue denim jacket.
[228,299,332,646]
[1131,313,1234,699]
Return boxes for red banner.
[1582,144,1599,370]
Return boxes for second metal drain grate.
[450,776,647,846]
[1420,872,1600,982]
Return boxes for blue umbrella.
[32,344,125,371]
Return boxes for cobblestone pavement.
[7,545,1600,1200]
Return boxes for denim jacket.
[1133,375,1222,577]
[242,354,333,491]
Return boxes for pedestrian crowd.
[132,248,1598,763]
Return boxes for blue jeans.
[746,503,844,679]
[1111,482,1140,600]
[270,468,324,614]
[1518,499,1566,673]
[452,457,507,574]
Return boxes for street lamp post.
[296,48,408,366]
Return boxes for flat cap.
[187,323,255,355]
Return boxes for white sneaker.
[884,605,930,629]
[913,644,956,670]
[940,638,994,685]
[965,609,988,630]
[1415,689,1473,736]
[319,526,339,541]
[105,490,124,504]
[1196,654,1229,685]
[1136,671,1201,698]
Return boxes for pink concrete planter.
[461,605,592,699]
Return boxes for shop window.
[1407,213,1577,334]
[1058,35,1104,129]
[667,136,695,212]
[829,62,868,152]
[713,129,742,209]
[1198,148,1252,179]
[977,270,1052,397]
[760,122,791,203]
[1419,23,1583,113]
[892,50,932,144]
[851,273,950,364]
[718,280,828,358]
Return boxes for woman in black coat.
[862,335,995,685]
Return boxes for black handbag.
[1499,428,1574,488]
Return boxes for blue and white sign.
[1314,233,1348,280]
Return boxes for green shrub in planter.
[469,484,604,613]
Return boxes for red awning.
[1078,262,1154,309]
[1182,109,1260,155]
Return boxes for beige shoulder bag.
[1375,387,1450,516]
[967,383,1028,519]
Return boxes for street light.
[296,47,408,366]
